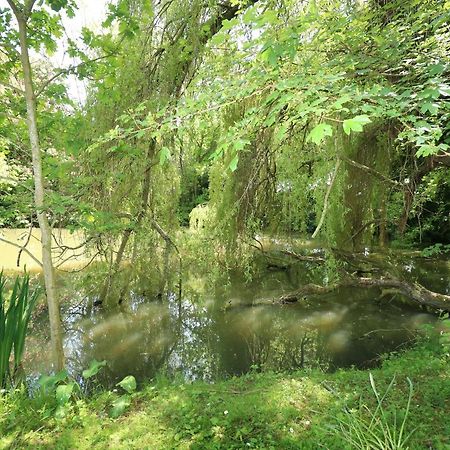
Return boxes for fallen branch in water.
[281,250,326,263]
[272,277,450,310]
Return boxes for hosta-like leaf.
[82,359,107,379]
[117,375,137,393]
[110,395,131,418]
[56,383,74,406]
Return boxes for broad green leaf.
[55,405,69,419]
[233,139,247,151]
[274,123,289,143]
[342,115,372,135]
[38,369,68,393]
[428,63,445,75]
[242,7,257,25]
[56,383,74,406]
[307,123,333,145]
[82,359,107,379]
[416,144,439,157]
[419,88,440,100]
[117,375,137,393]
[210,32,226,46]
[420,102,439,115]
[159,147,171,165]
[110,395,131,418]
[229,155,239,172]
[220,18,238,32]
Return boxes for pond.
[22,245,449,388]
[0,228,89,273]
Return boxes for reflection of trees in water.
[25,263,438,386]
[243,329,333,372]
[64,299,177,387]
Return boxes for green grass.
[0,341,449,449]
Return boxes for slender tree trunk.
[16,14,64,371]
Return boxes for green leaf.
[416,144,439,157]
[110,394,131,418]
[233,139,247,151]
[229,154,239,172]
[419,88,440,100]
[82,359,107,379]
[420,102,439,115]
[274,123,289,143]
[38,369,68,393]
[159,147,171,165]
[342,115,372,135]
[55,405,68,419]
[56,383,74,406]
[428,63,445,75]
[117,375,137,393]
[307,123,333,145]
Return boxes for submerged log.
[274,277,450,310]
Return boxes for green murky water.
[23,246,449,387]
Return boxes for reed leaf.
[0,273,40,389]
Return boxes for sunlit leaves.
[228,154,239,172]
[342,115,372,135]
[307,123,333,145]
[110,395,131,418]
[55,383,75,405]
[110,375,137,418]
[159,147,171,165]
[420,102,439,115]
[117,375,137,394]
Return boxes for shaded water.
[23,248,448,388]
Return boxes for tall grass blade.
[0,273,40,390]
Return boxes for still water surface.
[23,249,448,388]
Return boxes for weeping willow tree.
[172,0,450,262]
[73,0,260,305]
[73,0,450,309]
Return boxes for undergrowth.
[0,337,448,450]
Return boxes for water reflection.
[24,254,445,388]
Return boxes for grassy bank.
[0,341,449,450]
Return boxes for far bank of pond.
[0,228,88,273]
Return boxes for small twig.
[16,226,33,267]
[0,235,42,267]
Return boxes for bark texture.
[11,3,65,370]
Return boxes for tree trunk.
[16,14,64,371]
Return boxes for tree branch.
[35,54,116,98]
[6,0,22,19]
[24,0,36,19]
[312,158,341,239]
[0,235,43,268]
[0,80,24,95]
[272,277,450,310]
[341,155,401,187]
